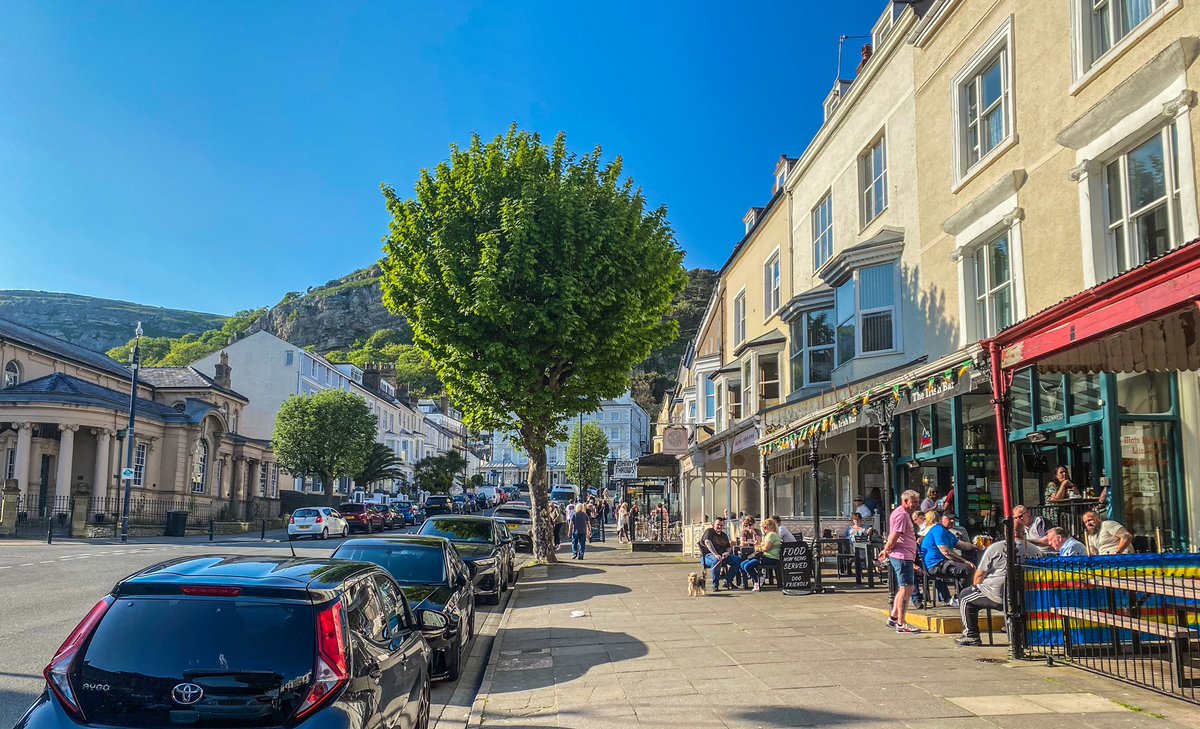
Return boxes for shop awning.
[993,239,1200,374]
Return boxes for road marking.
[0,565,11,570]
[39,560,54,564]
[18,563,33,567]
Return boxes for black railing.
[15,494,73,520]
[88,496,217,527]
[1028,500,1102,539]
[1023,554,1200,704]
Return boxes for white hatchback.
[287,506,349,540]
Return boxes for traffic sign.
[121,468,136,481]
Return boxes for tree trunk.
[322,470,337,506]
[522,434,557,564]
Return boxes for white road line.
[39,560,54,564]
[0,565,12,570]
[18,563,33,567]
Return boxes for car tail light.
[315,515,323,524]
[180,586,242,597]
[295,601,348,720]
[289,515,296,524]
[45,595,114,719]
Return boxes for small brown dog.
[687,572,706,597]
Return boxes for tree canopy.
[354,442,406,491]
[414,451,468,494]
[379,127,686,561]
[272,389,377,502]
[565,422,609,490]
[326,330,443,397]
[106,309,265,367]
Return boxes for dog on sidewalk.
[687,572,706,597]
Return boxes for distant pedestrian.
[880,489,922,635]
[617,503,630,543]
[569,502,591,560]
[551,503,564,547]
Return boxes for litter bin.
[165,510,189,537]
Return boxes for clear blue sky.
[0,1,885,315]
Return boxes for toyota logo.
[172,683,204,705]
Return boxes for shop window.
[1104,124,1182,275]
[773,475,794,517]
[1119,420,1177,546]
[935,401,954,450]
[1009,369,1033,431]
[1037,374,1066,424]
[798,460,841,517]
[961,395,999,450]
[898,414,913,459]
[1070,374,1103,416]
[1117,372,1172,415]
[858,454,884,503]
[915,410,934,452]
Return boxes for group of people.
[697,512,798,592]
[549,495,609,560]
[614,500,671,543]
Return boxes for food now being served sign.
[780,541,814,593]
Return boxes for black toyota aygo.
[14,555,449,729]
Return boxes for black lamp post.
[807,435,826,593]
[120,322,142,543]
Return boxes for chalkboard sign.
[780,541,814,593]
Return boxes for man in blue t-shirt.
[921,513,977,605]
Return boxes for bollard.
[208,517,215,542]
[261,519,266,541]
[47,517,53,545]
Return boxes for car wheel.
[444,639,462,681]
[320,527,329,540]
[483,588,501,606]
[415,675,431,729]
[341,526,348,538]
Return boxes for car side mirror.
[416,609,448,634]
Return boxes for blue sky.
[0,1,886,315]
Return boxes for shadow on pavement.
[515,581,630,607]
[731,707,871,727]
[526,564,605,580]
[488,627,647,694]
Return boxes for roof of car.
[425,514,497,523]
[117,555,382,593]
[340,535,449,549]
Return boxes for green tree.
[326,336,443,397]
[106,308,266,366]
[354,442,406,491]
[565,422,609,490]
[414,450,468,494]
[379,127,686,561]
[272,390,377,503]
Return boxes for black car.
[332,536,476,681]
[15,555,443,729]
[418,516,515,605]
[423,495,454,517]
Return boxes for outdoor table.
[852,541,881,587]
[1084,575,1200,634]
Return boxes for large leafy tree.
[414,451,468,494]
[272,390,377,503]
[354,442,406,491]
[565,422,609,491]
[379,127,686,561]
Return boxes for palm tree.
[354,443,406,491]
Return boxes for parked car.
[424,495,455,517]
[450,495,469,514]
[338,502,384,533]
[418,516,515,605]
[492,505,533,551]
[392,500,424,526]
[331,536,476,681]
[287,506,348,541]
[465,494,481,512]
[15,555,440,729]
[372,504,400,530]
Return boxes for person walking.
[880,489,922,634]
[616,502,629,543]
[569,501,591,560]
[550,503,564,548]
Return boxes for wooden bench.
[1052,607,1195,685]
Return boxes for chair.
[916,553,951,610]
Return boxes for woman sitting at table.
[738,515,762,550]
[844,512,873,541]
[1046,465,1081,502]
[741,518,783,591]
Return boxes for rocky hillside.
[0,290,226,352]
[248,266,410,352]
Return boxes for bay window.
[859,263,896,353]
[789,309,834,392]
[741,360,753,417]
[835,279,856,366]
[704,375,716,421]
[759,354,780,409]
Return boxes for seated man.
[1014,504,1053,555]
[922,513,976,605]
[1082,511,1134,555]
[1046,526,1087,556]
[699,516,742,591]
[773,515,798,543]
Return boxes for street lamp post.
[120,322,143,543]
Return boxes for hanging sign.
[613,460,639,479]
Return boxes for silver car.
[492,505,532,551]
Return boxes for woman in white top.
[616,503,630,543]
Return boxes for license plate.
[506,523,518,530]
[298,525,311,529]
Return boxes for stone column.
[91,429,113,505]
[55,424,78,502]
[1,479,18,535]
[13,423,32,499]
[230,456,245,520]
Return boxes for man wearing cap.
[854,496,872,520]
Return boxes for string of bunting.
[759,359,974,457]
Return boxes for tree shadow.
[514,581,630,607]
[523,564,605,580]
[486,627,647,694]
[729,706,873,727]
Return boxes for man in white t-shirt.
[854,496,872,519]
[773,515,798,543]
[1082,511,1134,555]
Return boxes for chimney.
[214,351,232,389]
[857,43,873,72]
[362,363,381,392]
[398,382,410,400]
[439,395,449,415]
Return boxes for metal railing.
[1022,553,1200,704]
[87,496,217,527]
[1028,500,1102,540]
[632,519,682,542]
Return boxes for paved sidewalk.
[476,541,1200,728]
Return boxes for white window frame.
[260,462,269,496]
[5,448,14,480]
[134,443,147,487]
[857,263,899,356]
[763,250,782,318]
[271,464,280,498]
[192,440,208,494]
[950,190,1029,346]
[758,352,781,410]
[714,381,725,430]
[1070,0,1178,92]
[860,134,889,226]
[740,359,753,418]
[1102,124,1183,275]
[3,360,20,389]
[733,289,747,346]
[790,308,835,392]
[703,375,717,421]
[951,19,1016,190]
[812,193,834,269]
[971,232,1017,339]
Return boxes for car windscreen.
[339,504,365,513]
[333,543,446,584]
[78,597,313,727]
[426,497,450,505]
[420,519,492,543]
[495,508,531,520]
[293,508,319,518]
[395,502,412,509]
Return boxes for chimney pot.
[214,351,232,389]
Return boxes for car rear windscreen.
[77,597,314,727]
[495,508,531,519]
[426,497,450,504]
[333,544,446,584]
[420,519,492,543]
[339,504,365,513]
[293,508,318,518]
